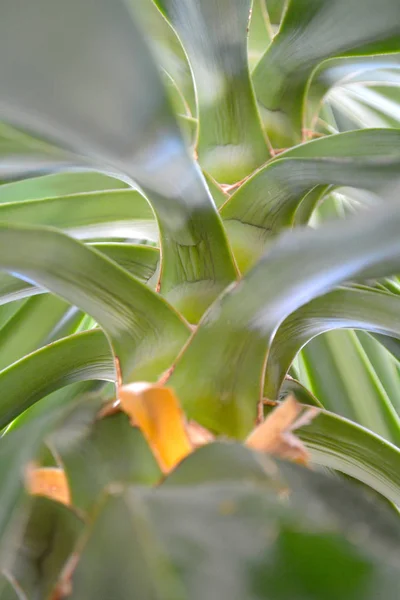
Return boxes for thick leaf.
[0,0,237,319]
[69,491,185,600]
[169,200,400,437]
[0,244,159,306]
[49,401,161,513]
[0,189,157,242]
[155,0,270,183]
[0,171,128,203]
[136,447,400,599]
[0,330,113,429]
[264,286,400,402]
[221,129,400,270]
[252,0,400,145]
[0,223,190,381]
[301,330,400,443]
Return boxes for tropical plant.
[0,0,399,597]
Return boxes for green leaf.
[264,286,400,402]
[252,0,400,145]
[0,223,190,381]
[0,189,157,242]
[301,330,400,443]
[0,576,26,599]
[0,403,75,549]
[155,0,270,182]
[0,244,159,306]
[49,401,161,512]
[0,122,74,181]
[356,331,400,416]
[221,129,400,270]
[0,0,237,319]
[69,491,186,600]
[10,498,83,600]
[135,446,400,599]
[169,201,400,437]
[0,295,80,371]
[0,171,128,203]
[0,330,113,428]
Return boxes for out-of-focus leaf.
[0,223,190,381]
[221,129,400,270]
[253,0,400,145]
[50,401,161,513]
[0,122,75,181]
[262,403,400,505]
[0,0,237,319]
[264,286,400,401]
[136,448,400,600]
[169,201,400,437]
[0,576,26,599]
[0,399,77,552]
[0,330,113,429]
[155,0,270,183]
[10,497,83,600]
[25,466,70,506]
[119,383,192,474]
[302,330,400,443]
[246,396,316,464]
[68,491,185,600]
[0,171,128,203]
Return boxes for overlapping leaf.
[0,224,190,382]
[155,0,270,182]
[0,0,237,320]
[221,129,400,270]
[169,200,400,437]
[253,0,400,145]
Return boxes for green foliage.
[0,0,399,597]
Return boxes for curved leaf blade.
[0,0,237,319]
[221,129,400,270]
[155,0,270,182]
[0,330,113,428]
[0,223,190,381]
[169,201,400,437]
[253,0,400,145]
[265,287,400,401]
[263,402,400,506]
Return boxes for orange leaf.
[246,396,319,465]
[119,382,193,473]
[25,464,71,506]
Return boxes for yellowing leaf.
[245,397,319,465]
[25,464,71,506]
[119,382,193,473]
